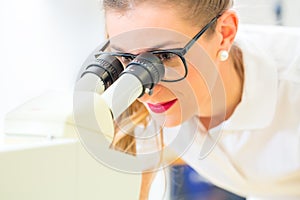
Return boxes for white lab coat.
[161,25,300,200]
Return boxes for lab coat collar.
[222,36,278,130]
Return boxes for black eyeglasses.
[96,15,220,82]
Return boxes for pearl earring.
[218,50,229,61]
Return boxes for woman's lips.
[147,99,177,113]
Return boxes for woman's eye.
[120,56,133,64]
[157,53,175,61]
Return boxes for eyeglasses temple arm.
[182,15,220,55]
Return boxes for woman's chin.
[149,110,183,128]
[145,101,194,128]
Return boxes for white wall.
[234,0,300,26]
[234,0,278,25]
[0,0,106,130]
[282,0,300,26]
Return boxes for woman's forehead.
[104,4,200,52]
[105,4,195,35]
[107,28,190,52]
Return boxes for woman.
[101,0,300,199]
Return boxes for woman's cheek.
[137,84,175,103]
[137,85,162,103]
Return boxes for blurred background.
[0,0,299,199]
[0,0,105,131]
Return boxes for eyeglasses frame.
[95,15,220,82]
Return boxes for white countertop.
[0,133,78,152]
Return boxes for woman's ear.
[215,10,239,51]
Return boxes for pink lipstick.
[147,99,177,113]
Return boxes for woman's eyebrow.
[110,41,183,52]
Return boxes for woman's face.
[106,3,222,127]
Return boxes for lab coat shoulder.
[236,24,300,119]
[237,24,300,74]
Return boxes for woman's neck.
[200,54,244,130]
